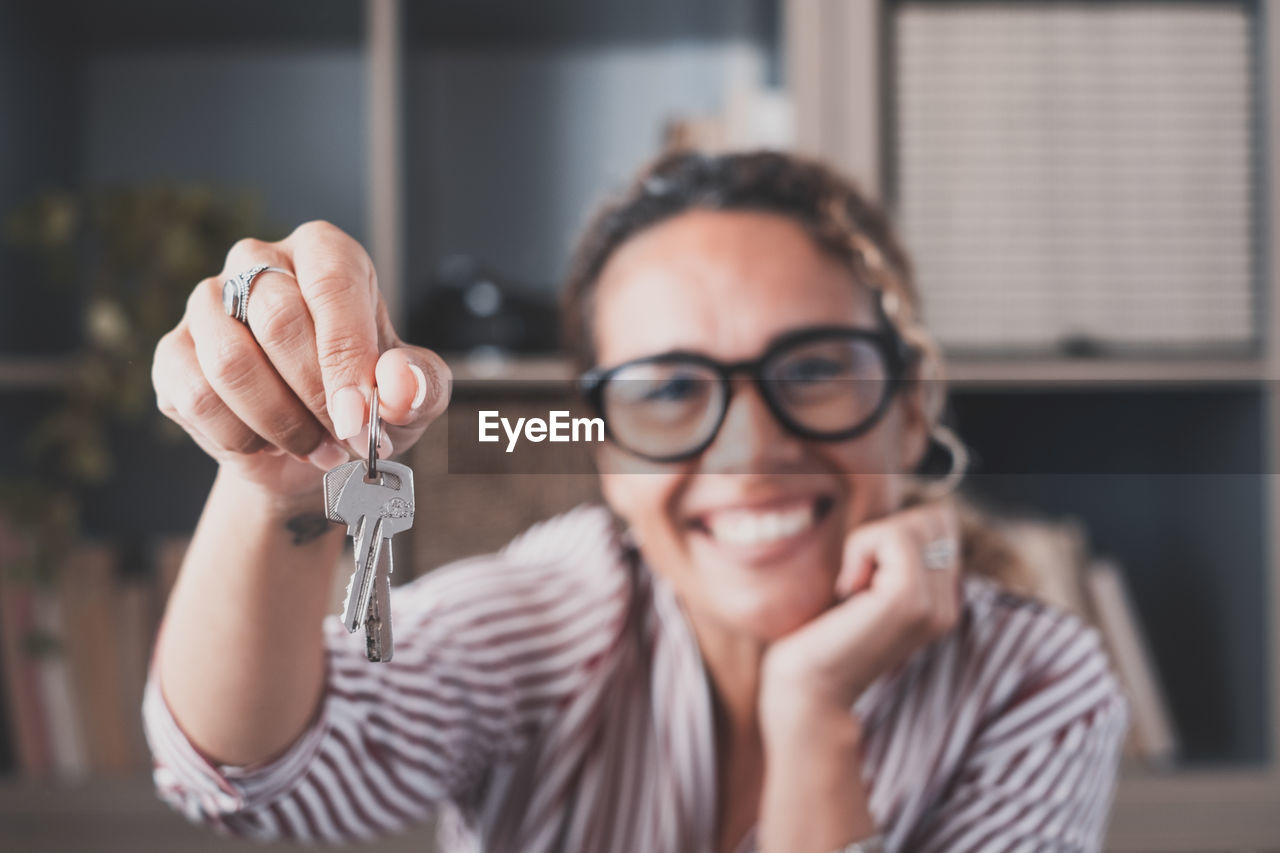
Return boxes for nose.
[699,378,801,473]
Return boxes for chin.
[706,574,836,640]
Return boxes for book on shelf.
[1085,557,1180,768]
[0,533,193,780]
[0,572,55,777]
[992,515,1093,617]
[57,545,141,775]
[34,583,89,780]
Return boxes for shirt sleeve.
[905,600,1131,853]
[143,506,632,845]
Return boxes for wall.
[404,40,768,301]
[83,49,368,242]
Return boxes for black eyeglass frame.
[577,315,920,464]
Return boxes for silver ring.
[222,265,292,325]
[922,537,958,571]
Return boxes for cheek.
[597,447,688,546]
[829,407,919,516]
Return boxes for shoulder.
[389,503,634,655]
[876,577,1131,851]
[865,575,1125,748]
[943,574,1127,747]
[402,502,626,599]
[956,574,1110,685]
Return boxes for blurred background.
[1,0,1277,850]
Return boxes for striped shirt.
[144,504,1129,852]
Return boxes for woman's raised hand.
[759,499,963,733]
[152,221,451,499]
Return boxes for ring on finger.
[922,537,958,571]
[223,264,294,326]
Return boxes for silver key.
[365,541,395,662]
[332,460,413,629]
[323,459,368,624]
[323,390,415,662]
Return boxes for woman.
[145,151,1128,852]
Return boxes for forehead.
[592,209,875,366]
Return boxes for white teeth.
[705,503,816,547]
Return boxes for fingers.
[241,267,330,432]
[281,221,380,441]
[231,256,423,459]
[374,346,452,427]
[834,531,877,599]
[154,324,266,457]
[838,500,962,641]
[919,501,963,621]
[183,278,346,465]
[166,223,439,474]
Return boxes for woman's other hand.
[759,499,963,735]
[151,221,451,499]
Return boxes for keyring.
[367,388,381,480]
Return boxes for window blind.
[891,2,1256,353]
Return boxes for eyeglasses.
[578,322,918,463]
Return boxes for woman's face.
[593,209,928,641]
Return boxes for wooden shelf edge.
[1114,766,1280,803]
[1105,770,1280,850]
[946,357,1269,387]
[442,353,574,385]
[0,356,77,389]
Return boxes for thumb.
[375,345,452,428]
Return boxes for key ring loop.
[367,389,381,479]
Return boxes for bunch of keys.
[323,389,414,662]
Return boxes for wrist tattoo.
[285,512,336,545]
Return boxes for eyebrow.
[635,324,885,362]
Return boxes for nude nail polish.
[330,385,366,440]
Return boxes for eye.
[641,374,703,402]
[605,364,714,408]
[777,356,848,383]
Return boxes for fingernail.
[409,363,428,410]
[307,439,350,470]
[342,431,392,459]
[330,385,366,440]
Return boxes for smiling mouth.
[690,495,836,547]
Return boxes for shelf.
[1106,768,1280,851]
[0,768,1276,852]
[442,352,573,386]
[0,776,438,852]
[946,357,1269,387]
[0,356,76,389]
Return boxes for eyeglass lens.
[599,336,891,460]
